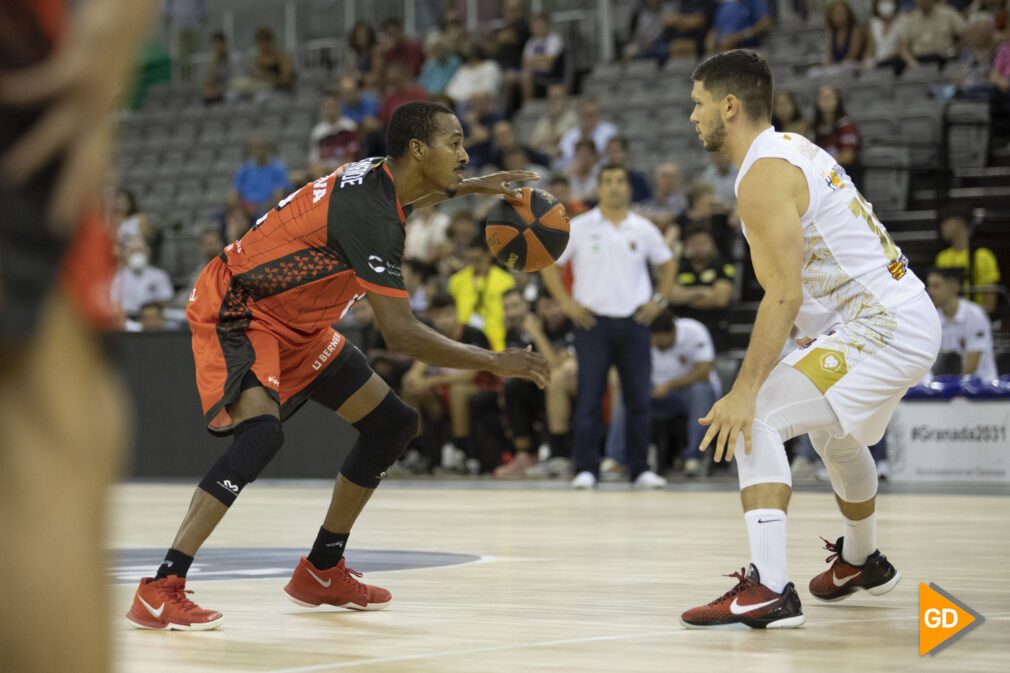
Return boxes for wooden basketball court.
[112,481,1010,672]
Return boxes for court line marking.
[262,611,1010,673]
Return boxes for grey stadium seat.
[861,145,910,212]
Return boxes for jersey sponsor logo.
[825,164,848,191]
[339,159,376,189]
[820,352,843,372]
[367,255,387,273]
[217,480,240,494]
[312,332,344,371]
[266,375,280,388]
[189,288,197,302]
[312,176,329,203]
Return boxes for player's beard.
[701,117,727,153]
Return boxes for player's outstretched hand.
[492,346,550,388]
[464,170,541,199]
[697,389,756,463]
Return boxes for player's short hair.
[692,49,773,122]
[928,267,964,284]
[386,101,456,158]
[649,310,676,333]
[428,292,456,311]
[598,163,629,180]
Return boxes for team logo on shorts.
[819,352,843,372]
[794,347,848,394]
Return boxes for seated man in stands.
[400,292,492,475]
[111,239,174,321]
[228,133,291,219]
[669,226,735,353]
[520,12,565,103]
[496,289,576,479]
[232,26,294,100]
[706,0,771,53]
[307,93,359,178]
[606,310,719,478]
[489,120,552,172]
[935,211,1002,314]
[927,267,998,381]
[899,0,966,70]
[637,162,687,233]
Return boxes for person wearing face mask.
[864,0,906,74]
[111,240,174,319]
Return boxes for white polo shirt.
[557,207,672,318]
[652,317,720,391]
[937,299,998,381]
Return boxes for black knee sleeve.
[198,415,284,506]
[340,393,419,488]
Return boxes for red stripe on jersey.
[382,162,408,224]
[357,278,409,298]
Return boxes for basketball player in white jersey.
[678,50,941,629]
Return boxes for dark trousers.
[572,316,652,480]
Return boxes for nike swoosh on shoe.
[729,597,779,615]
[306,568,332,588]
[832,571,860,587]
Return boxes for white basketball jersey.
[735,127,925,341]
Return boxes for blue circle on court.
[111,548,482,583]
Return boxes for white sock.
[744,509,788,593]
[841,513,877,566]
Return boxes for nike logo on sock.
[729,597,779,615]
[757,518,782,524]
[306,567,332,588]
[832,570,861,587]
[138,596,165,619]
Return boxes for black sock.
[156,548,194,579]
[549,433,570,459]
[306,527,350,570]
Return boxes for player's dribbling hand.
[697,389,756,463]
[493,346,550,388]
[464,170,541,199]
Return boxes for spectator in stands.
[520,12,565,104]
[966,0,1008,32]
[822,0,865,69]
[404,205,451,267]
[338,75,380,127]
[446,42,504,106]
[604,136,653,204]
[706,0,771,53]
[864,0,906,74]
[666,1,715,58]
[623,0,676,62]
[497,0,532,114]
[232,26,294,101]
[111,239,174,319]
[378,62,430,127]
[228,133,291,219]
[540,164,675,490]
[137,302,169,332]
[502,147,549,189]
[223,205,251,244]
[496,289,575,479]
[438,5,469,56]
[439,211,481,277]
[955,16,1005,98]
[490,120,552,170]
[935,211,1002,313]
[927,267,998,380]
[418,32,461,96]
[638,161,688,231]
[448,236,517,351]
[699,151,738,206]
[529,83,579,164]
[307,94,358,178]
[462,91,506,168]
[675,181,734,254]
[401,292,491,474]
[548,174,590,217]
[813,85,860,174]
[772,91,813,138]
[900,0,966,70]
[180,227,224,304]
[379,17,425,79]
[606,310,720,478]
[557,99,618,171]
[346,20,380,87]
[111,188,151,248]
[565,139,601,203]
[202,31,232,104]
[993,35,1010,95]
[669,225,735,353]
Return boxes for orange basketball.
[484,188,570,272]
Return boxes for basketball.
[485,187,570,272]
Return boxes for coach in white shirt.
[541,164,676,489]
[927,267,998,380]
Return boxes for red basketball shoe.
[284,557,391,610]
[808,537,901,602]
[680,564,805,630]
[126,576,224,631]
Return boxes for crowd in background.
[111,0,1007,484]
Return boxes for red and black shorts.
[187,258,372,435]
